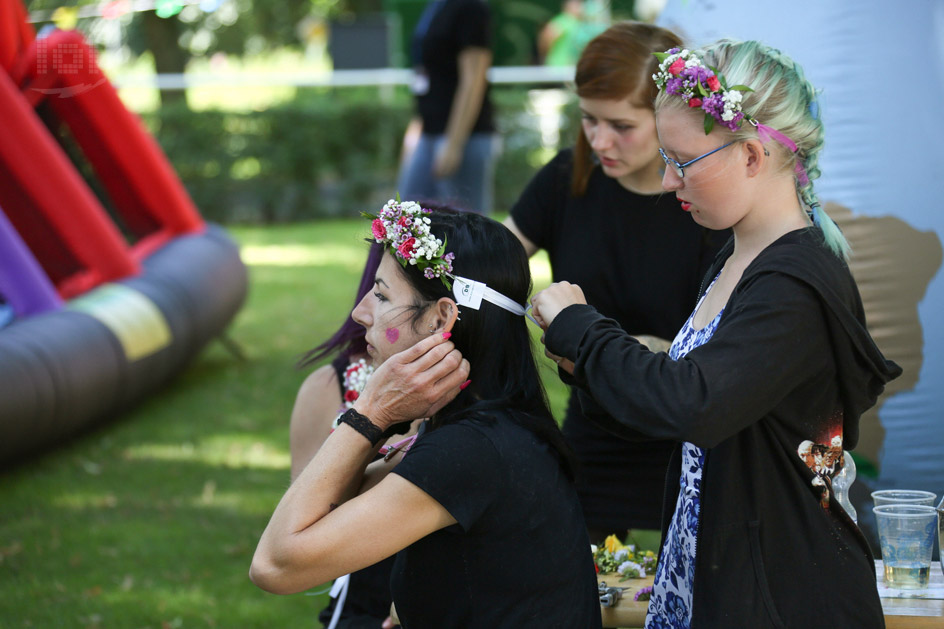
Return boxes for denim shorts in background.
[396,133,498,215]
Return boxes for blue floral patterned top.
[646,276,723,629]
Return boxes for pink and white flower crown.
[364,198,455,289]
[652,47,754,134]
[652,47,811,186]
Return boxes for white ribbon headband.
[450,275,540,326]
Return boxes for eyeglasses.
[659,142,735,178]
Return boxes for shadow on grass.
[0,342,330,627]
[1,454,330,627]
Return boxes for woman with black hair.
[288,242,411,628]
[251,201,602,628]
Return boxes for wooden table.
[878,560,944,629]
[597,562,944,628]
[596,573,652,628]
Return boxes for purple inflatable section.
[0,204,62,317]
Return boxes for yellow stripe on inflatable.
[69,283,172,361]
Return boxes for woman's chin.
[599,162,622,178]
[365,344,392,366]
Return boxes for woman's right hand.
[353,332,470,430]
[530,281,587,330]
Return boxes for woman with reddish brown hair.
[504,21,729,544]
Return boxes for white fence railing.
[111,65,575,90]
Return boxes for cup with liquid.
[874,504,938,589]
[937,497,944,577]
[871,489,937,507]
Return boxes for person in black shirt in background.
[397,0,496,214]
[505,22,729,545]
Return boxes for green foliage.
[0,219,569,627]
[121,1,377,58]
[142,86,577,222]
[143,88,413,222]
[492,87,580,212]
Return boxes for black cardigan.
[546,228,901,628]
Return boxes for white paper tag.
[452,276,485,309]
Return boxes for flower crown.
[652,47,754,134]
[363,198,455,289]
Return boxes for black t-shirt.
[511,149,729,531]
[390,416,602,628]
[415,0,494,135]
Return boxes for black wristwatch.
[337,407,385,446]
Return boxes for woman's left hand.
[353,333,470,431]
[544,347,575,375]
[530,282,587,330]
[433,140,463,177]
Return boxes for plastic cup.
[937,497,944,577]
[871,489,937,507]
[873,504,938,589]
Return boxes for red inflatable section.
[0,0,32,72]
[0,65,136,297]
[0,0,204,298]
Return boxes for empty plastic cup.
[871,490,937,507]
[873,504,938,589]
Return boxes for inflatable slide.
[0,0,248,465]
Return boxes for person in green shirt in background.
[539,0,608,66]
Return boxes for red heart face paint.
[385,327,400,344]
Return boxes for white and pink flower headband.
[365,198,537,323]
[366,198,455,288]
[653,47,809,186]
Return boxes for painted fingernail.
[442,332,452,340]
[459,379,471,390]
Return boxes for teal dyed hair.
[656,40,850,259]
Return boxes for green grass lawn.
[0,217,568,628]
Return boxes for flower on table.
[592,533,659,582]
[634,585,653,602]
[603,534,625,554]
[618,560,645,578]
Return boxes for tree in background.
[26,0,384,106]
